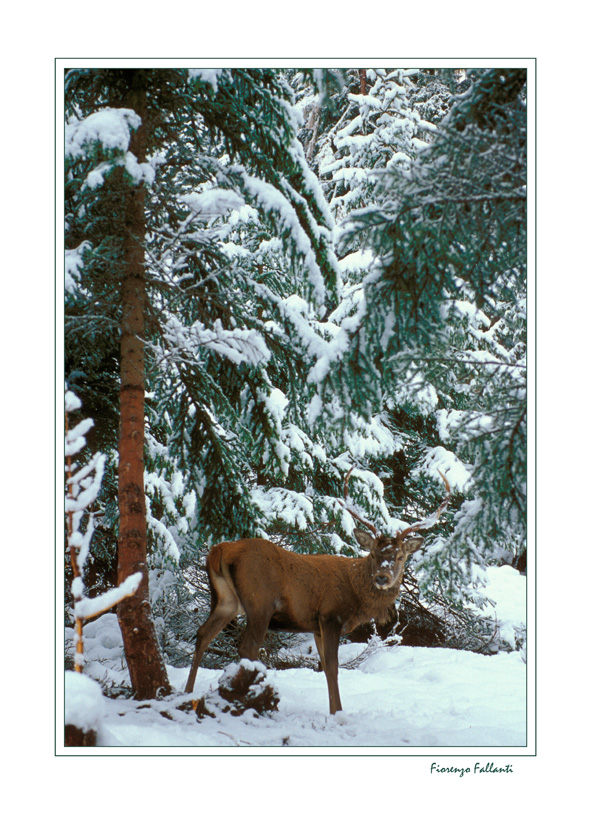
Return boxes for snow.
[65,108,155,187]
[307,321,356,385]
[179,189,246,220]
[74,572,143,621]
[228,165,328,306]
[261,387,289,426]
[159,314,271,368]
[65,671,104,731]
[65,243,90,294]
[391,363,439,414]
[188,68,226,93]
[64,416,93,457]
[65,108,141,157]
[251,486,314,530]
[423,445,472,492]
[472,565,526,651]
[338,249,374,273]
[76,639,525,750]
[62,565,527,752]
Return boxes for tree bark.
[116,70,171,699]
[359,69,367,96]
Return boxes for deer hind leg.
[184,571,241,693]
[237,601,275,662]
[318,618,343,715]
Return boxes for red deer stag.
[185,470,451,714]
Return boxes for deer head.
[341,466,451,591]
[352,527,425,590]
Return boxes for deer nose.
[375,574,389,587]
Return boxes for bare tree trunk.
[116,70,170,699]
[359,69,367,96]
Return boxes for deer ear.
[402,536,424,554]
[354,528,375,550]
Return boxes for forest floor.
[63,565,527,752]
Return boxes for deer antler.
[338,467,450,541]
[397,471,451,541]
[338,465,378,536]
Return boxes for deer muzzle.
[374,572,396,590]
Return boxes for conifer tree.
[65,68,351,688]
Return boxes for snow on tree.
[318,68,423,226]
[65,388,142,665]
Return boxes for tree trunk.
[359,69,367,96]
[116,70,171,699]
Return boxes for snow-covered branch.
[65,389,141,671]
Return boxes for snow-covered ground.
[62,565,528,754]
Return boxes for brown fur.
[185,534,422,714]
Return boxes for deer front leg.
[318,617,343,714]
